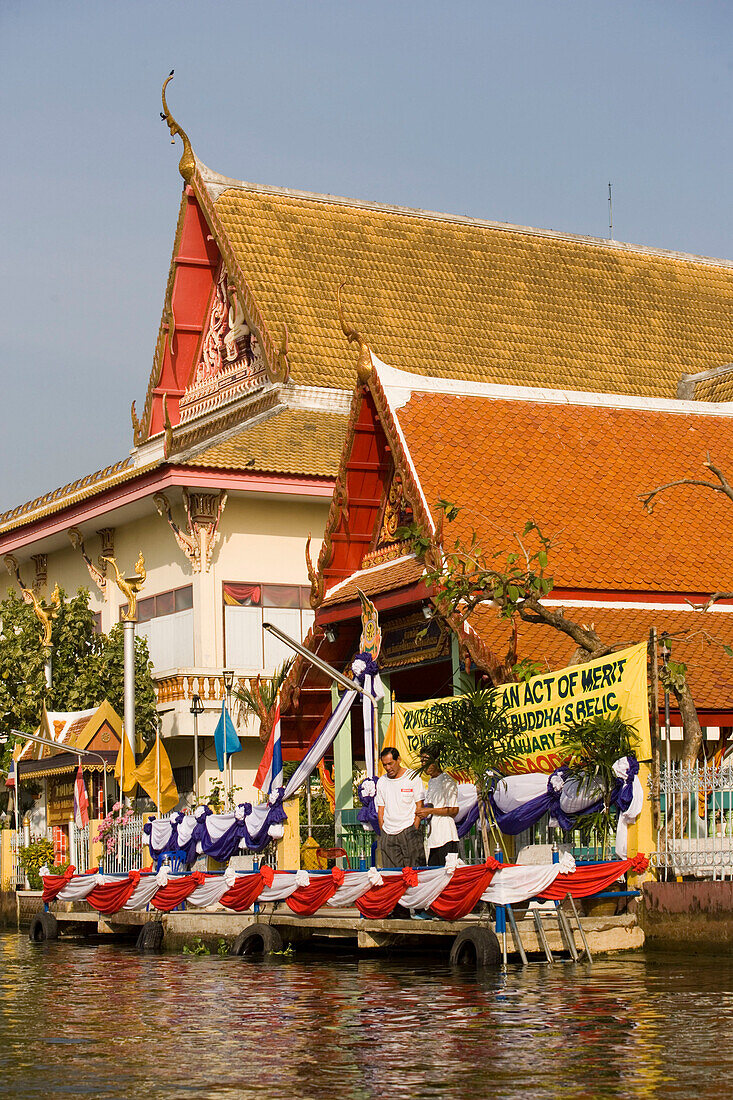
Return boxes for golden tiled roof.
[692,369,733,402]
[322,556,425,606]
[470,603,733,712]
[0,456,140,534]
[395,391,733,594]
[211,182,733,398]
[188,408,346,477]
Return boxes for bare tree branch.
[639,453,733,512]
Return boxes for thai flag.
[5,760,15,790]
[254,696,283,795]
[73,763,89,829]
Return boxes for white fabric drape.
[258,872,303,903]
[187,867,236,909]
[327,871,374,907]
[481,853,575,905]
[402,866,455,910]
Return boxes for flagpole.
[156,732,161,816]
[262,623,378,702]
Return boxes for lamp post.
[223,670,235,803]
[190,694,204,801]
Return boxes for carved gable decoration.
[178,266,268,424]
[363,470,414,567]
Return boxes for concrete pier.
[27,896,644,959]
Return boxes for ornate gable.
[177,264,270,424]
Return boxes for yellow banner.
[391,642,650,777]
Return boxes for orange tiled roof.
[322,556,425,606]
[470,603,733,712]
[188,408,346,478]
[394,390,733,594]
[210,179,733,399]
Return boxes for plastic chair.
[317,847,350,868]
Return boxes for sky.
[1,0,732,511]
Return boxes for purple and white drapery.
[145,655,376,860]
[487,754,643,858]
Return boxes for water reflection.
[2,934,732,1099]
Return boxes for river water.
[1,933,730,1099]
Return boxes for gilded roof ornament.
[160,71,196,183]
[337,282,373,384]
[4,555,60,647]
[104,553,146,622]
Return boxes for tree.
[421,688,520,859]
[402,503,706,766]
[0,587,158,773]
[638,453,733,766]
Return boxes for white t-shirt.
[425,772,460,850]
[376,772,425,835]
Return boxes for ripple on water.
[2,935,733,1099]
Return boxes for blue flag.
[213,700,241,772]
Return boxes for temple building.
[281,355,733,842]
[2,79,733,806]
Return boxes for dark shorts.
[428,841,460,867]
[378,825,425,868]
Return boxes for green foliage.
[217,938,229,957]
[563,713,639,857]
[421,689,520,798]
[282,761,335,845]
[76,622,158,746]
[511,657,545,682]
[233,658,294,723]
[183,936,210,956]
[400,504,555,625]
[17,838,68,889]
[205,775,243,813]
[0,588,158,768]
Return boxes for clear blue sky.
[1,0,732,511]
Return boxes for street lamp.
[189,694,204,801]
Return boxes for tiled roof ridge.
[375,359,733,419]
[324,554,420,600]
[199,163,733,273]
[367,361,436,535]
[0,455,136,529]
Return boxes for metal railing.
[72,824,90,873]
[653,761,733,879]
[100,815,147,874]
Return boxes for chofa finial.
[337,282,373,384]
[160,71,196,183]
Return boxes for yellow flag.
[114,735,138,794]
[135,734,179,814]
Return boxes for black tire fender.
[29,912,58,943]
[136,921,164,953]
[449,926,501,968]
[230,922,283,957]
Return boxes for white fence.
[100,815,147,874]
[653,761,733,879]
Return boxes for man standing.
[376,746,425,867]
[416,746,460,865]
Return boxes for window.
[223,582,314,671]
[173,766,194,794]
[123,585,194,671]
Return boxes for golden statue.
[4,555,60,647]
[104,553,146,621]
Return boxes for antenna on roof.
[608,182,613,240]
